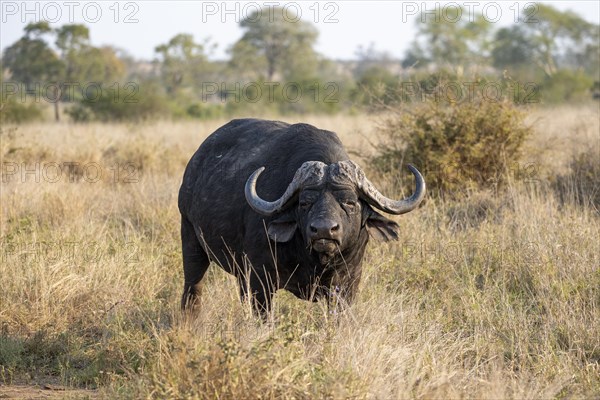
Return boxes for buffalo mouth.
[311,238,339,258]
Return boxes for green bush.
[370,83,533,197]
[67,82,171,122]
[351,66,400,106]
[64,102,93,122]
[540,69,594,104]
[186,103,224,119]
[0,99,44,123]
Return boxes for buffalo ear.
[267,214,297,242]
[366,210,400,242]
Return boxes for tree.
[55,25,126,120]
[403,6,492,69]
[55,26,125,90]
[491,26,534,70]
[353,65,398,106]
[155,33,215,95]
[2,22,64,120]
[402,44,427,69]
[522,4,597,76]
[230,7,319,81]
[3,22,64,87]
[55,24,91,84]
[227,39,268,81]
[567,41,600,77]
[86,46,126,83]
[3,22,126,121]
[24,20,52,36]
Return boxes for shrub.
[370,81,533,197]
[0,100,44,123]
[352,66,400,106]
[540,69,594,104]
[186,103,224,119]
[0,81,45,123]
[64,102,94,122]
[67,82,171,122]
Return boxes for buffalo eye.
[299,191,318,210]
[299,200,312,209]
[341,199,358,212]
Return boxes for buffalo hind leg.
[181,216,210,312]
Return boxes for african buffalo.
[178,118,425,316]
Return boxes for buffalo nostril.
[309,225,318,233]
[331,224,340,232]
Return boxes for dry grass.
[0,106,599,399]
[525,104,600,176]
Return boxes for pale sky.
[1,1,599,61]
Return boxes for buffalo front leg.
[238,275,274,321]
[181,216,210,312]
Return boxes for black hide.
[178,118,398,315]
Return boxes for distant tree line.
[391,4,599,104]
[1,4,598,123]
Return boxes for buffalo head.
[245,161,425,264]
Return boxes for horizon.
[2,1,599,63]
